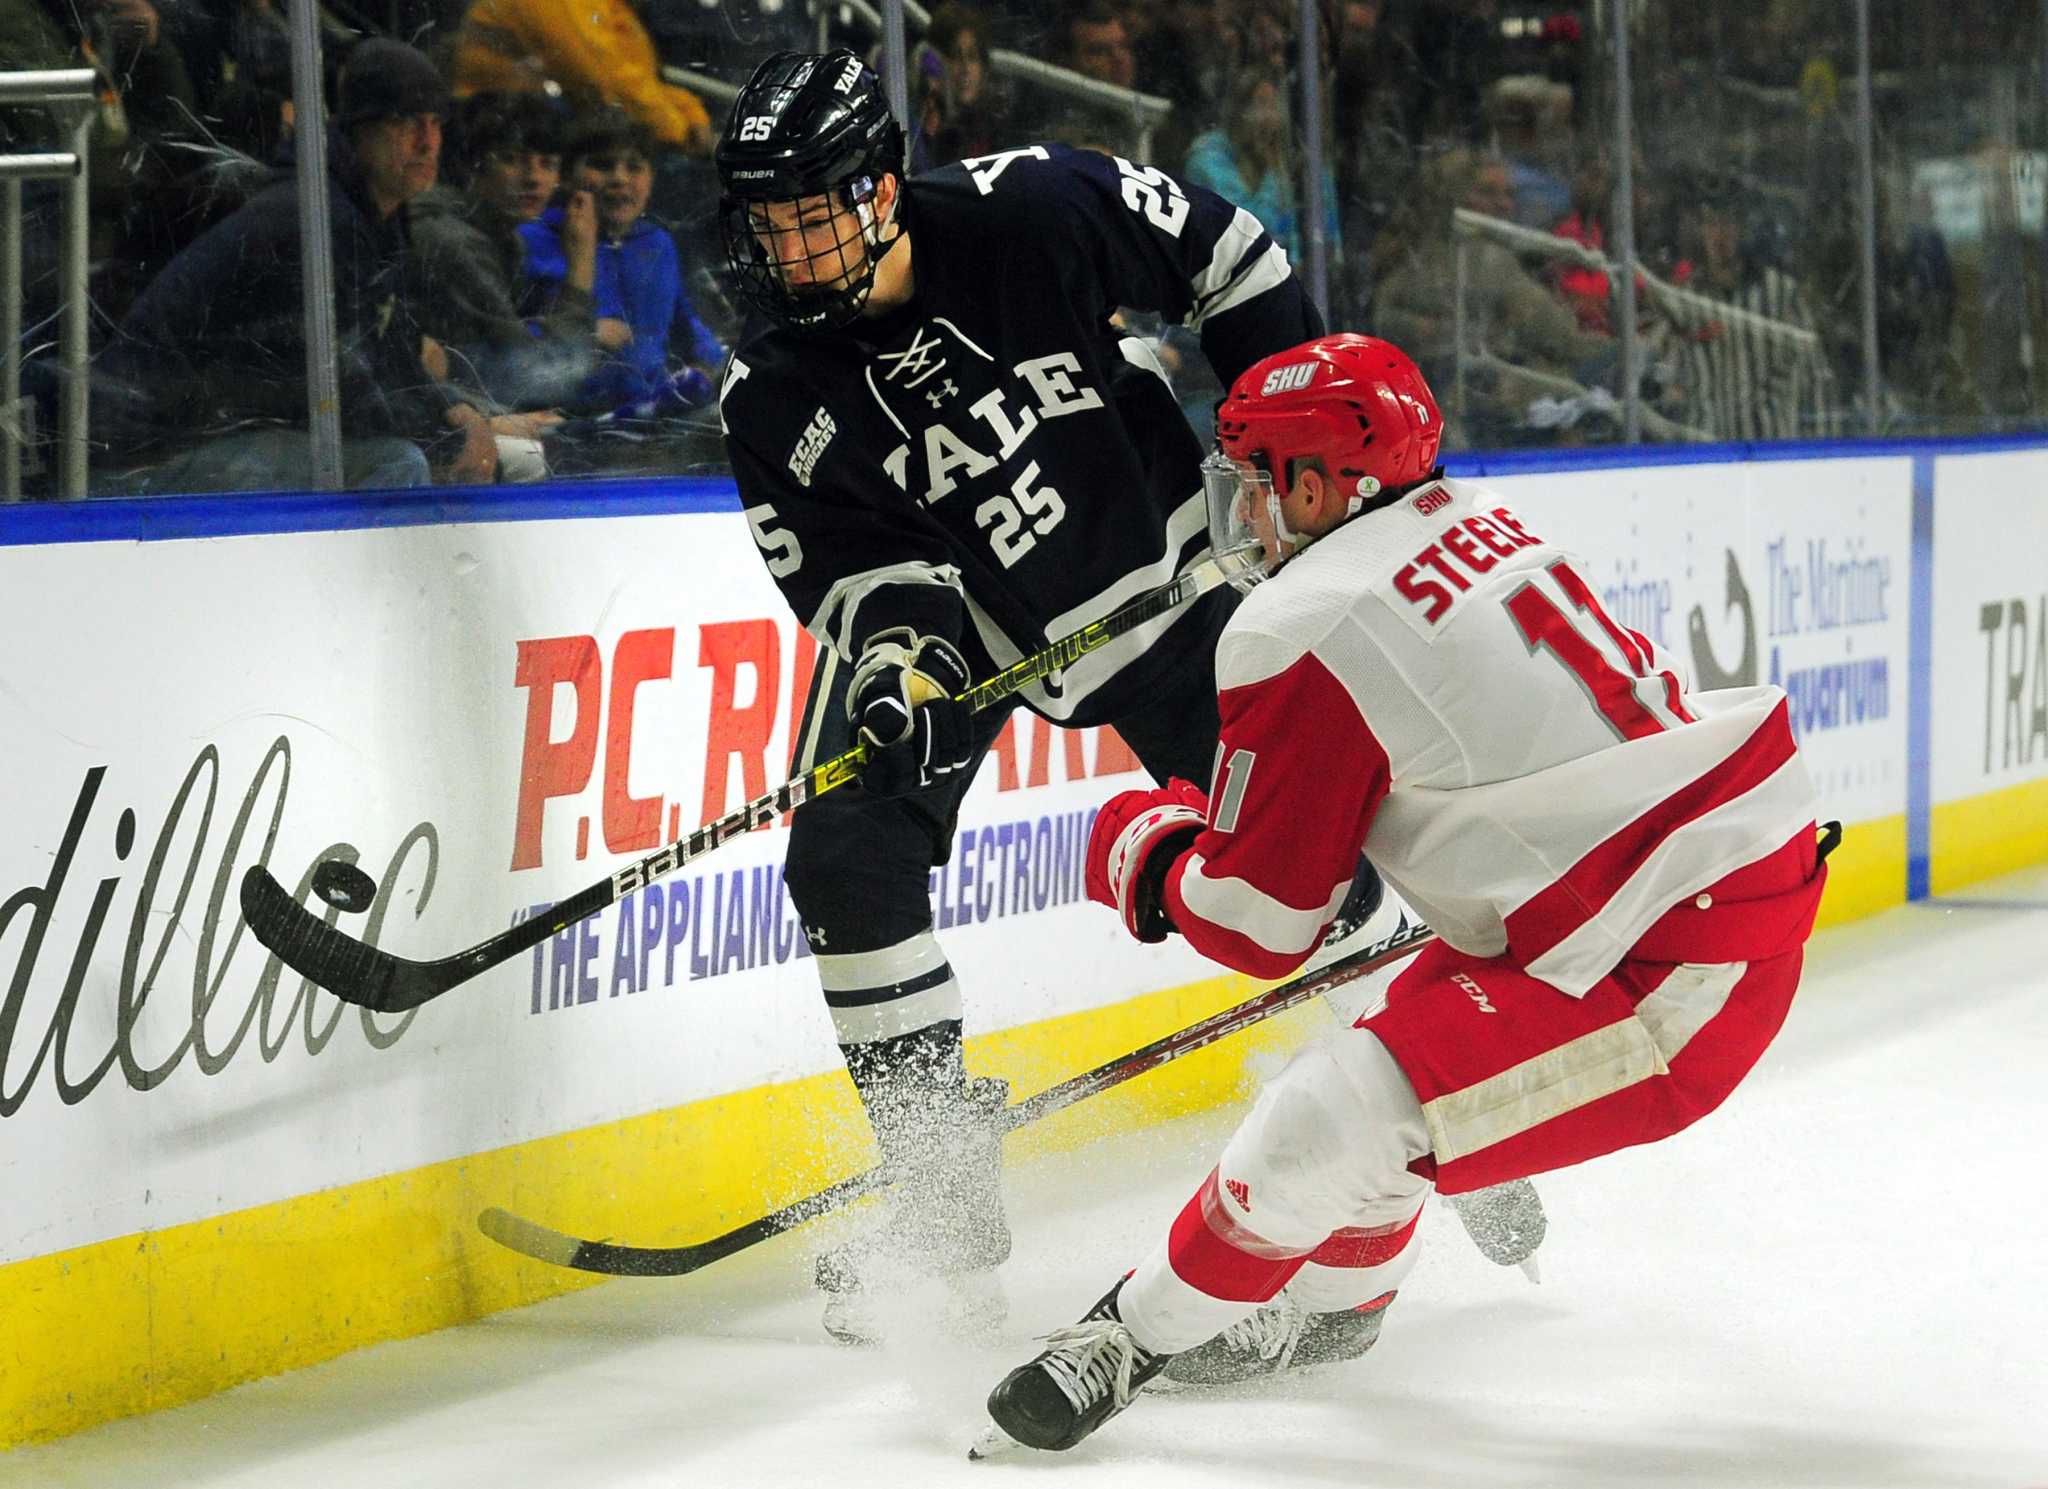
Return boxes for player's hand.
[848,630,975,798]
[1086,778,1208,943]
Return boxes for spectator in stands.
[1369,147,1614,446]
[409,91,599,413]
[95,38,497,492]
[1548,148,1688,337]
[916,3,1012,168]
[519,111,720,459]
[1183,72,1339,266]
[1485,75,1574,230]
[1662,185,1838,442]
[1027,1,1144,156]
[450,0,713,157]
[1062,1,1136,90]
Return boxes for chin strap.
[1262,486,1368,563]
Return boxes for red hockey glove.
[1086,778,1209,943]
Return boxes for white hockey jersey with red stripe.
[1160,476,1819,995]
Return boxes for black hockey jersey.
[719,143,1323,726]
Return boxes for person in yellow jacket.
[450,0,712,155]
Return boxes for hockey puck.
[312,859,377,914]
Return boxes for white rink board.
[0,512,1216,1264]
[1929,449,2048,803]
[0,447,2003,1275]
[1484,456,1911,828]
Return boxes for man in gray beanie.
[335,37,452,218]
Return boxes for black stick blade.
[239,865,439,1013]
[477,1170,883,1279]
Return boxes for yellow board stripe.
[1814,812,1907,928]
[1931,775,2048,894]
[6,785,2036,1451]
[0,966,1319,1451]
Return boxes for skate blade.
[968,1422,1026,1460]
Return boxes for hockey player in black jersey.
[713,49,1325,1343]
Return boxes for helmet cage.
[719,174,895,333]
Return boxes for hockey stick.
[476,916,1437,1278]
[238,549,1256,1014]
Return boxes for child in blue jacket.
[520,111,725,419]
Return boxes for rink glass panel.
[7,2,2048,494]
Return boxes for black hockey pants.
[783,599,1231,1277]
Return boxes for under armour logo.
[1224,1177,1252,1211]
[805,924,829,948]
[925,378,958,408]
[877,326,950,389]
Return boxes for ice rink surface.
[7,866,2047,1489]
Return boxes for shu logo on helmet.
[835,56,863,93]
[1259,362,1316,396]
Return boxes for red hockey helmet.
[1204,334,1443,584]
[1217,333,1442,503]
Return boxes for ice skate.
[1160,1289,1395,1386]
[978,1279,1172,1453]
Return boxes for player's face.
[1240,470,1291,565]
[746,191,872,294]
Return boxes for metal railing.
[1451,207,1836,445]
[1,68,94,500]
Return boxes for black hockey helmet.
[716,49,908,332]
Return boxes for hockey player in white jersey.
[981,333,1835,1453]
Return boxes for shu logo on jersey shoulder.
[1451,972,1497,1014]
[1259,361,1316,396]
[1224,1177,1252,1211]
[1411,486,1452,516]
[788,406,837,488]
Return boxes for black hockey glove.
[847,628,976,798]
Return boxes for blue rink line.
[0,475,740,546]
[7,431,2048,546]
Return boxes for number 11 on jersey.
[1503,560,1696,741]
